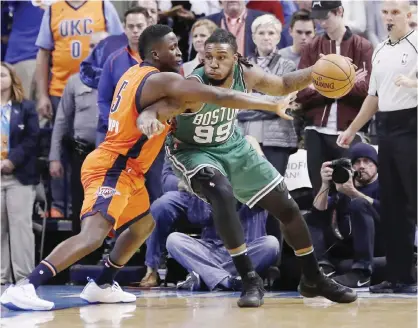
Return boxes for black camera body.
[329,158,353,184]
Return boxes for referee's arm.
[346,95,379,134]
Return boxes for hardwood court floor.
[0,286,416,328]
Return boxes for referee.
[337,0,417,293]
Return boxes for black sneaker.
[320,264,336,278]
[332,269,371,288]
[370,281,417,294]
[298,272,358,303]
[237,271,265,308]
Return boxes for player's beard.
[206,66,234,86]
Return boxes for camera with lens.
[328,158,354,184]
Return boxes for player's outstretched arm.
[246,64,314,97]
[147,72,280,113]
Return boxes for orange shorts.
[80,148,150,236]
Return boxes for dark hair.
[290,9,314,29]
[330,6,344,18]
[138,24,173,60]
[203,28,252,68]
[124,6,150,23]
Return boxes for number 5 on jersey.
[110,81,129,114]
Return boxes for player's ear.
[151,50,159,61]
[233,53,238,63]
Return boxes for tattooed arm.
[244,64,314,96]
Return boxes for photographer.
[307,143,384,288]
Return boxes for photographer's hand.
[335,174,374,204]
[313,162,333,211]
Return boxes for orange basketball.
[311,54,355,99]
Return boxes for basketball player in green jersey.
[139,29,357,307]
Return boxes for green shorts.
[165,129,282,208]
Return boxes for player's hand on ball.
[276,91,297,120]
[394,74,416,88]
[336,129,355,149]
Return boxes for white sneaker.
[80,279,136,303]
[0,283,54,311]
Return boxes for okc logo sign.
[97,187,121,199]
[313,76,335,89]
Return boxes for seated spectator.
[139,156,212,287]
[279,10,315,67]
[181,19,217,77]
[307,143,384,288]
[167,203,279,291]
[1,62,40,284]
[48,32,108,235]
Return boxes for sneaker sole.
[237,298,264,308]
[298,286,358,303]
[80,294,136,304]
[0,295,54,311]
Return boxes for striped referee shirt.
[368,29,417,112]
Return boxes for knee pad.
[191,167,235,205]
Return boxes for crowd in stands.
[1,0,417,292]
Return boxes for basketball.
[311,54,355,99]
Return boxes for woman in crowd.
[237,14,298,176]
[0,62,40,284]
[181,19,217,77]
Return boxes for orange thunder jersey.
[49,0,106,96]
[99,64,169,175]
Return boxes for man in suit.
[205,0,266,57]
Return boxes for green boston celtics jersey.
[172,63,247,146]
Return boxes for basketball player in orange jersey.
[0,25,294,311]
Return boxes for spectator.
[131,0,158,24]
[4,1,44,100]
[205,0,266,57]
[1,62,40,284]
[79,0,155,90]
[168,205,279,291]
[181,19,217,77]
[277,0,299,49]
[96,6,150,145]
[35,0,122,217]
[140,157,213,287]
[341,0,366,35]
[296,0,373,195]
[238,14,298,176]
[35,0,123,120]
[366,1,387,48]
[48,32,108,235]
[307,143,383,288]
[279,10,315,68]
